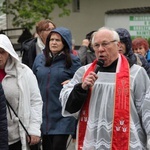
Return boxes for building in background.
[4,0,150,47]
[105,7,150,41]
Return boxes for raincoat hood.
[116,28,137,67]
[116,28,133,57]
[51,27,72,51]
[0,34,20,61]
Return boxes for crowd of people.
[0,18,150,150]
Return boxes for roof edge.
[105,7,150,14]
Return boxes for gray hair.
[92,27,120,45]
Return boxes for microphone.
[94,59,104,74]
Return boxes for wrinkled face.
[92,29,119,67]
[118,42,126,54]
[0,48,9,69]
[49,33,64,54]
[38,23,55,45]
[133,45,147,57]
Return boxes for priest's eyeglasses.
[93,40,117,50]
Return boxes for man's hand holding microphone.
[81,59,104,90]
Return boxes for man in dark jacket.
[116,28,150,78]
[0,83,8,150]
[78,31,96,65]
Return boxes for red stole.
[77,54,130,150]
[77,60,97,150]
[111,55,130,150]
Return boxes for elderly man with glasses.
[60,27,150,150]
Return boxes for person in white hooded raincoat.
[0,34,43,150]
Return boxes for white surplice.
[60,56,150,150]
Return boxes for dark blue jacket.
[116,28,150,78]
[146,50,150,64]
[0,83,8,150]
[32,27,81,135]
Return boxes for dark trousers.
[9,140,41,150]
[42,134,69,150]
[9,141,22,150]
[30,144,41,150]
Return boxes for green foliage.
[0,0,71,30]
